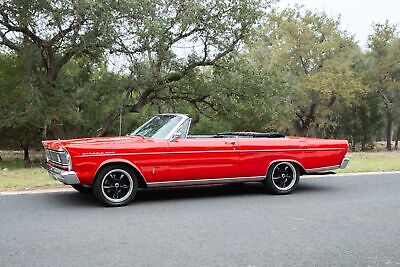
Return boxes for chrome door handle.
[225,140,236,145]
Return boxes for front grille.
[45,148,69,166]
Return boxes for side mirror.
[170,132,182,142]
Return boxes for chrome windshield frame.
[130,114,191,140]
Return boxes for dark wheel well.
[95,162,147,188]
[292,162,306,176]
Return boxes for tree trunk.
[21,144,32,168]
[351,137,356,152]
[386,110,393,151]
[395,126,400,150]
[361,142,366,151]
[293,103,317,137]
[293,123,308,137]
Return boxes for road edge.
[303,171,400,179]
[0,187,74,196]
[1,171,399,195]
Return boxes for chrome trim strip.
[147,176,265,188]
[46,148,64,153]
[305,165,340,173]
[41,163,80,185]
[47,159,69,166]
[305,157,350,173]
[76,148,345,158]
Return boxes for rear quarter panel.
[238,137,348,177]
[302,138,348,170]
[238,137,305,177]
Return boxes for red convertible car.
[42,114,349,206]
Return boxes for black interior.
[187,132,285,139]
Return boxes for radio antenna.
[119,106,122,136]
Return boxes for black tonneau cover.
[217,132,285,138]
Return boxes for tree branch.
[163,33,243,85]
[0,10,44,47]
[0,29,21,51]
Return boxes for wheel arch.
[94,159,148,188]
[267,159,306,176]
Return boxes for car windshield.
[130,115,184,139]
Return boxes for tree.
[0,0,116,138]
[366,22,400,150]
[254,7,364,136]
[93,0,266,136]
[0,53,42,166]
[151,54,294,134]
[334,93,384,151]
[205,54,294,132]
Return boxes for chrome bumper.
[340,157,350,169]
[41,163,80,185]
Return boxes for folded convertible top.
[216,132,285,138]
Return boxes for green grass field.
[0,151,63,191]
[0,150,399,191]
[337,152,400,173]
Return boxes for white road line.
[1,171,399,195]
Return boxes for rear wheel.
[93,165,138,207]
[71,184,92,194]
[264,161,300,194]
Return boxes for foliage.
[0,0,400,168]
[0,53,43,165]
[365,22,400,150]
[93,0,266,135]
[253,7,365,136]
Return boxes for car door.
[167,137,239,181]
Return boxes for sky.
[109,0,400,72]
[278,0,400,49]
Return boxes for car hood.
[42,136,148,151]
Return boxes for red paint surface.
[42,136,348,185]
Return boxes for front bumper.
[340,157,350,169]
[41,163,80,185]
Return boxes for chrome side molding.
[147,176,265,188]
[305,157,350,174]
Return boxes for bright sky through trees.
[278,0,400,48]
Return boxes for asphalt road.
[1,173,400,266]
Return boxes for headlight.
[63,147,72,171]
[45,147,72,170]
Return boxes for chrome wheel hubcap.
[272,162,297,191]
[101,169,133,203]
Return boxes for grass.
[0,150,399,191]
[336,151,400,173]
[0,151,63,191]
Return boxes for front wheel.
[93,165,138,207]
[264,161,300,194]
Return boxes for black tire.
[93,164,138,207]
[71,184,92,193]
[264,161,300,194]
